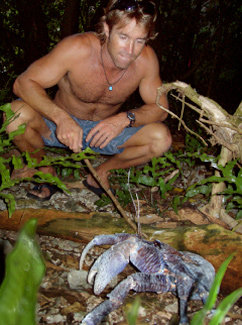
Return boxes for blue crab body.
[79,233,215,325]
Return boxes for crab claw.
[87,259,99,284]
[79,234,133,270]
[79,237,102,270]
[90,246,130,295]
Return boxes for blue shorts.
[42,115,144,155]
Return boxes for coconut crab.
[79,233,215,324]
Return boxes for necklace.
[100,46,127,91]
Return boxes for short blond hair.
[95,0,157,44]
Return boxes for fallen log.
[0,208,241,293]
[0,208,132,243]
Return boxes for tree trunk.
[15,0,49,73]
[61,0,80,39]
[204,146,233,221]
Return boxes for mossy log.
[0,208,241,293]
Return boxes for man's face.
[105,19,148,70]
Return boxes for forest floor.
[1,132,242,324]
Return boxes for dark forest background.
[0,0,241,114]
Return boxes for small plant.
[0,103,97,217]
[96,136,216,210]
[186,160,242,219]
[0,103,27,216]
[125,296,141,325]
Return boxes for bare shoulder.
[50,32,98,60]
[16,32,100,88]
[138,45,160,77]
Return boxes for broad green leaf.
[0,219,45,324]
[73,169,81,179]
[219,160,237,179]
[32,171,69,192]
[205,254,235,310]
[236,210,242,219]
[191,254,235,325]
[0,103,15,120]
[210,288,242,324]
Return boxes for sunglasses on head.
[110,0,156,16]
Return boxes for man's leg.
[6,100,55,198]
[86,122,172,189]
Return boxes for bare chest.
[63,62,142,106]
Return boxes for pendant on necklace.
[109,86,113,91]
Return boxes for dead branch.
[156,81,242,227]
[156,81,241,159]
[155,95,207,146]
[196,120,237,152]
[170,93,206,116]
[199,118,242,134]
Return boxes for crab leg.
[176,279,194,325]
[81,272,176,325]
[79,233,133,270]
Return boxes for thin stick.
[199,117,242,134]
[196,120,237,151]
[128,169,142,238]
[178,94,185,130]
[84,158,139,234]
[155,97,207,146]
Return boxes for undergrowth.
[0,103,97,217]
[96,134,242,220]
[2,101,242,221]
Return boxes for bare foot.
[85,175,100,189]
[27,166,57,199]
[27,184,58,200]
[86,168,111,190]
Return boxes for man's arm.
[126,46,169,127]
[13,35,80,123]
[13,34,90,152]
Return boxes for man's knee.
[5,100,36,134]
[148,123,172,157]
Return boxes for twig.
[19,209,26,224]
[178,94,185,130]
[164,169,179,183]
[155,93,207,146]
[83,158,139,235]
[127,169,142,238]
[199,117,242,134]
[196,120,237,151]
[170,93,205,116]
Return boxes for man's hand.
[86,114,127,149]
[55,118,83,153]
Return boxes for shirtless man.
[7,0,172,199]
